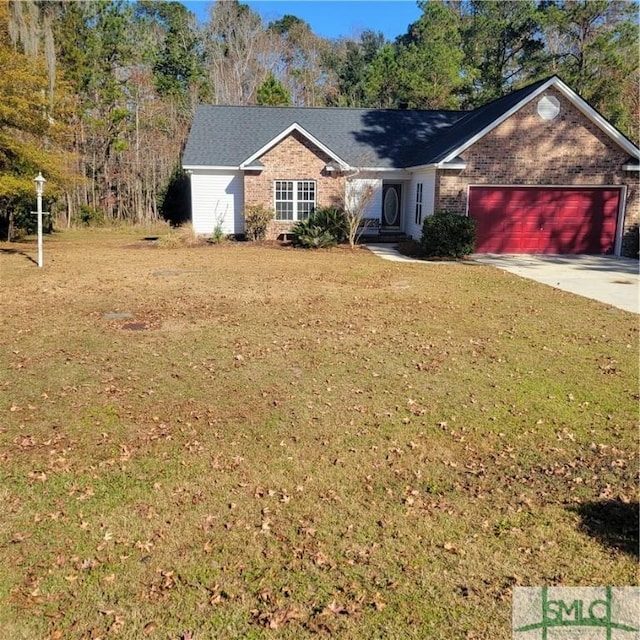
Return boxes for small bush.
[420,211,476,258]
[622,223,639,259]
[291,222,337,249]
[291,207,347,248]
[308,207,348,243]
[157,222,204,248]
[244,204,274,241]
[209,223,226,244]
[75,205,105,227]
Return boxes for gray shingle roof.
[182,105,465,169]
[185,76,627,170]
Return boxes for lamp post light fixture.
[32,172,48,268]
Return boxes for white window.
[274,180,316,221]
[415,182,423,225]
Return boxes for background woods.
[2,0,638,238]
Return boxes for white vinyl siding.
[189,170,244,235]
[274,180,316,221]
[346,178,382,221]
[406,168,436,239]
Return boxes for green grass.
[0,227,638,639]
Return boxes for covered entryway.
[468,186,623,254]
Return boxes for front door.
[382,184,401,230]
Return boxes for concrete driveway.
[472,254,639,314]
[365,245,639,313]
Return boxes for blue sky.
[182,1,423,41]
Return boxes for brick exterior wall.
[244,130,345,240]
[435,87,639,256]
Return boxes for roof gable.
[239,122,347,169]
[425,76,639,166]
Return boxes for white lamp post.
[33,172,47,268]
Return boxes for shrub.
[420,211,476,258]
[291,221,337,249]
[209,223,226,244]
[622,223,638,259]
[291,207,347,248]
[75,205,105,227]
[308,207,348,243]
[157,222,204,247]
[159,167,191,226]
[244,204,273,241]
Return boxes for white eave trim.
[344,167,413,178]
[436,161,467,170]
[407,163,437,172]
[343,167,412,180]
[440,76,640,164]
[351,166,408,172]
[622,163,639,171]
[183,165,239,171]
[239,122,348,169]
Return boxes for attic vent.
[537,95,560,120]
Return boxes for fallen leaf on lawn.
[108,614,125,634]
[135,540,154,552]
[252,605,304,629]
[443,542,465,555]
[325,600,350,616]
[143,621,157,635]
[11,532,31,543]
[372,593,386,611]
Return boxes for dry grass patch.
[0,228,638,639]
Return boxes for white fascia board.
[441,76,640,164]
[346,168,412,180]
[240,122,348,168]
[436,161,467,170]
[622,164,640,171]
[183,165,239,171]
[406,163,437,172]
[354,167,406,172]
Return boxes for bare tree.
[204,0,280,105]
[344,178,376,248]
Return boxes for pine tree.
[256,73,291,106]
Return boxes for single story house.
[182,76,639,256]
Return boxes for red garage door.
[468,186,621,254]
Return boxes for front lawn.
[1,228,637,639]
